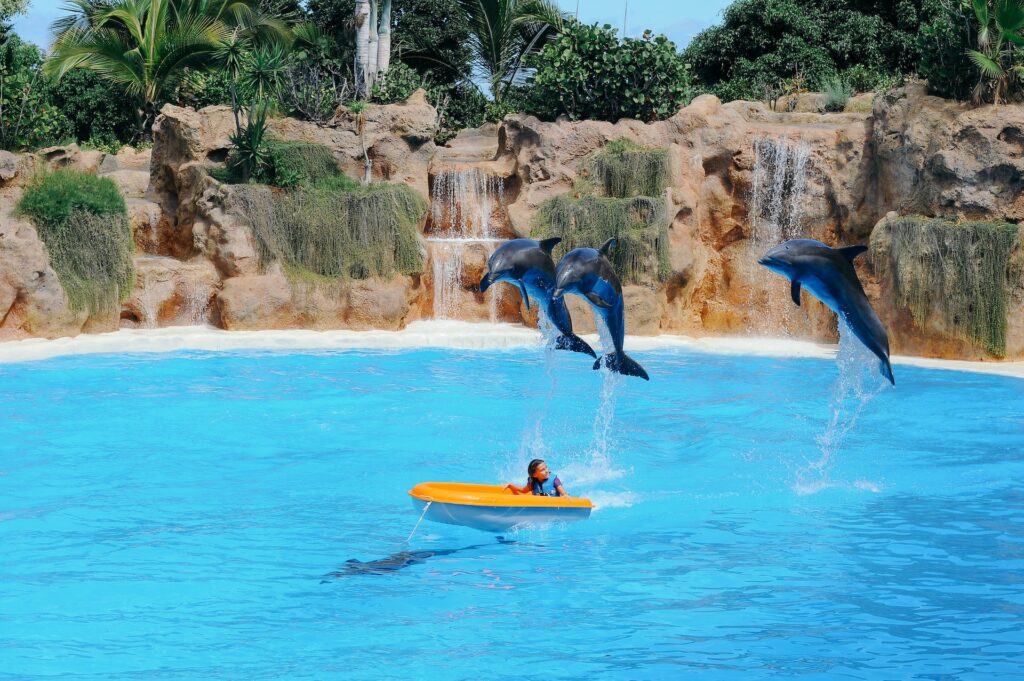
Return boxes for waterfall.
[748,137,813,334]
[139,272,159,329]
[181,280,210,325]
[751,137,811,246]
[426,167,508,319]
[430,167,505,239]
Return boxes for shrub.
[527,22,693,122]
[233,181,426,281]
[47,68,138,148]
[821,77,853,112]
[265,138,339,187]
[228,105,271,183]
[373,61,428,104]
[16,170,133,315]
[869,216,1022,357]
[684,0,955,102]
[917,6,977,100]
[531,195,670,285]
[0,35,74,150]
[586,138,670,199]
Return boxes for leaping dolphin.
[552,238,650,380]
[758,238,895,385]
[479,238,596,357]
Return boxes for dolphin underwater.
[479,237,596,357]
[758,238,895,385]
[552,238,649,380]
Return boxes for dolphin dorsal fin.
[837,245,868,263]
[598,238,617,256]
[538,237,561,254]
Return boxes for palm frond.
[968,49,1006,78]
[995,0,1024,33]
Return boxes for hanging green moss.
[16,170,134,315]
[532,194,670,285]
[265,138,340,188]
[584,138,670,199]
[233,180,426,283]
[869,215,1022,357]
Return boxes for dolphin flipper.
[539,237,562,254]
[585,292,613,309]
[593,353,650,380]
[880,358,895,385]
[791,280,801,306]
[556,333,597,357]
[517,281,530,310]
[838,245,868,262]
[479,272,491,293]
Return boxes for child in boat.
[505,459,569,497]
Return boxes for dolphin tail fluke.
[593,353,650,381]
[880,357,895,385]
[555,333,597,358]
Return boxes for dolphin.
[758,238,895,385]
[323,540,515,579]
[552,238,650,380]
[479,237,596,357]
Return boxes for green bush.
[0,35,74,150]
[684,0,953,102]
[233,180,426,282]
[527,22,693,122]
[585,138,670,199]
[265,138,339,187]
[869,215,1021,357]
[532,195,670,285]
[373,61,429,104]
[47,68,138,148]
[821,76,853,112]
[16,170,133,315]
[917,4,977,100]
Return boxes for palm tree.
[457,0,564,103]
[45,0,291,139]
[967,0,1024,104]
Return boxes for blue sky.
[14,0,733,50]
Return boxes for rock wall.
[1,86,1023,362]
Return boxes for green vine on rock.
[869,215,1022,357]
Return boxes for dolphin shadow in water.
[552,238,649,380]
[479,238,596,358]
[323,537,518,579]
[758,239,895,385]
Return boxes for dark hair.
[526,458,545,491]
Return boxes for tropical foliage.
[684,0,955,101]
[45,0,292,138]
[964,0,1024,103]
[527,22,693,122]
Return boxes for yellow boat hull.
[408,482,593,533]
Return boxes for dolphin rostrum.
[479,237,596,357]
[758,238,895,385]
[552,238,649,380]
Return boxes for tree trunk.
[377,0,392,77]
[367,0,379,93]
[354,0,371,97]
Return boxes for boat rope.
[406,501,432,543]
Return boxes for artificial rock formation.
[2,86,1023,363]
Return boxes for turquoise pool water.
[2,342,1023,679]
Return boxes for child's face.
[533,462,550,482]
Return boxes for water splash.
[793,321,889,495]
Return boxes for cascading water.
[748,137,813,335]
[792,321,889,495]
[181,280,210,325]
[425,167,507,319]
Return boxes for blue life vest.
[530,475,562,497]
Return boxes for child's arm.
[553,477,569,497]
[505,482,530,494]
